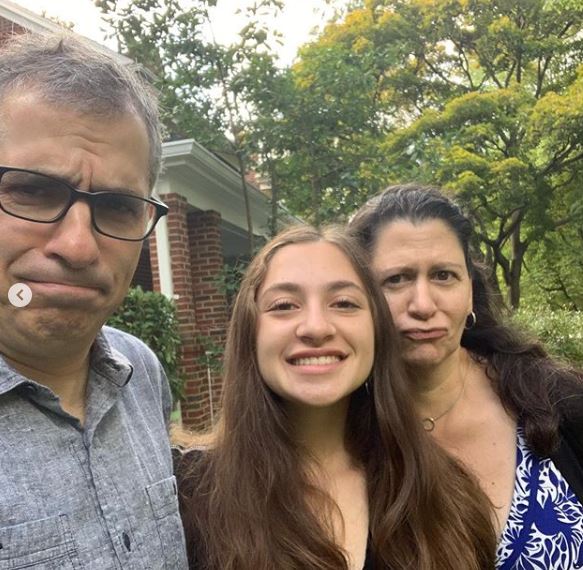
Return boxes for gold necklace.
[422,359,469,432]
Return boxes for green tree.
[513,305,583,365]
[376,0,583,308]
[96,0,284,253]
[97,0,583,308]
[278,0,583,306]
[270,5,396,224]
[522,221,583,310]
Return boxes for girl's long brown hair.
[177,225,496,569]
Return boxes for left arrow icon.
[8,283,32,308]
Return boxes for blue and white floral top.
[496,428,583,569]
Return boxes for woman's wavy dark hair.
[349,183,583,457]
[178,225,496,569]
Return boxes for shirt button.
[122,532,131,551]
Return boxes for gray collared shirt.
[0,326,188,569]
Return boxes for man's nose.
[295,304,336,343]
[408,279,437,320]
[43,201,100,268]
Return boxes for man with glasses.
[0,32,188,568]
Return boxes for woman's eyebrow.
[375,265,410,277]
[431,262,466,271]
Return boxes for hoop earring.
[465,311,477,330]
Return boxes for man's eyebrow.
[34,169,142,197]
[86,184,143,197]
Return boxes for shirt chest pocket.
[0,514,81,569]
[146,476,187,569]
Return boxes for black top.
[363,543,373,569]
[550,391,583,505]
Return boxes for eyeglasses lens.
[0,169,156,240]
[93,193,155,240]
[0,170,68,221]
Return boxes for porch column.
[183,210,228,428]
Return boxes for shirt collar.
[0,356,25,395]
[0,328,134,396]
[90,329,134,387]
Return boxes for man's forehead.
[0,86,139,126]
[0,91,150,194]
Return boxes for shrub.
[512,306,583,366]
[107,287,183,401]
[215,260,248,312]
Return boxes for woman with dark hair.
[176,225,495,569]
[349,185,583,568]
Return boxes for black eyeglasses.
[0,166,168,241]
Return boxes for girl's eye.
[332,298,360,310]
[267,300,298,312]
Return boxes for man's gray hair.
[0,32,162,190]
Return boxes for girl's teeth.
[292,356,341,366]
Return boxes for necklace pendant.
[422,417,436,431]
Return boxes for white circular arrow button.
[8,283,32,308]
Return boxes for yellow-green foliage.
[513,306,583,366]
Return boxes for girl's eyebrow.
[260,280,366,298]
[259,282,301,297]
[328,280,366,294]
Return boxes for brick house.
[0,0,285,429]
[152,140,281,428]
